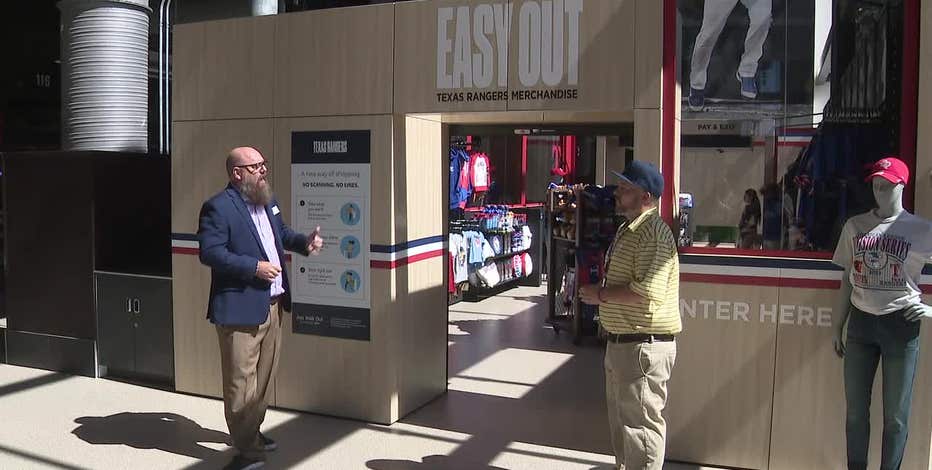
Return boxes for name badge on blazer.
[271,205,281,215]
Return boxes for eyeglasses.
[235,161,268,174]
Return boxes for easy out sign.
[437,0,584,90]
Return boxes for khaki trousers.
[216,303,283,460]
[604,340,677,470]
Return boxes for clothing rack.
[449,219,481,233]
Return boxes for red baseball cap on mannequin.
[866,156,909,185]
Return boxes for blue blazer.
[198,184,309,326]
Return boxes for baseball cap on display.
[866,157,909,185]
[611,160,664,198]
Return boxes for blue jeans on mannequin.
[845,307,921,470]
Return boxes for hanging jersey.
[458,152,472,207]
[551,144,568,177]
[464,231,485,265]
[449,233,469,284]
[470,153,491,192]
[450,148,472,209]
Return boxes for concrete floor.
[0,285,722,469]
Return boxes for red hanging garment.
[470,152,491,192]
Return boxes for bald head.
[226,146,263,178]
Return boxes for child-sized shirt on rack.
[449,233,470,284]
[463,231,486,265]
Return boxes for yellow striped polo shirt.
[599,207,681,335]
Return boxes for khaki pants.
[216,303,283,460]
[604,340,677,470]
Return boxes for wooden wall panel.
[769,288,932,470]
[172,254,222,398]
[604,135,626,176]
[878,294,929,470]
[170,118,269,396]
[768,287,846,470]
[920,297,932,470]
[271,115,397,424]
[171,119,275,235]
[634,108,662,170]
[274,6,394,117]
[397,259,448,417]
[666,282,777,470]
[171,119,274,398]
[634,0,663,110]
[394,0,509,114]
[172,17,274,121]
[403,116,445,241]
[541,110,635,123]
[913,49,932,470]
[506,0,635,112]
[396,116,448,417]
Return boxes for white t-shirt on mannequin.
[832,210,932,315]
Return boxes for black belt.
[606,333,675,344]
[270,295,282,305]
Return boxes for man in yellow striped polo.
[580,160,681,470]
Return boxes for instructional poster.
[291,130,371,341]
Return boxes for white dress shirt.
[249,204,285,297]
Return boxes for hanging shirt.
[490,235,503,255]
[449,233,469,283]
[512,255,523,278]
[464,231,485,265]
[551,144,568,177]
[522,253,533,276]
[450,148,472,209]
[470,153,491,192]
[832,210,932,315]
[522,225,533,250]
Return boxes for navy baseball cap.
[611,161,664,198]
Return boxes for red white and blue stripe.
[681,254,932,294]
[171,233,446,270]
[369,236,445,269]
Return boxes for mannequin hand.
[903,303,932,322]
[832,328,846,358]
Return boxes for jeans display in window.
[844,307,920,470]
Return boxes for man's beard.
[241,178,273,206]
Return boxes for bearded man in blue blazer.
[198,146,323,470]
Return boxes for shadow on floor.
[398,293,613,465]
[367,454,508,470]
[72,412,229,459]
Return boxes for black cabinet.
[3,151,170,378]
[96,272,173,385]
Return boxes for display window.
[675,0,917,258]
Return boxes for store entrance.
[445,123,633,344]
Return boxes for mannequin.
[832,157,932,470]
